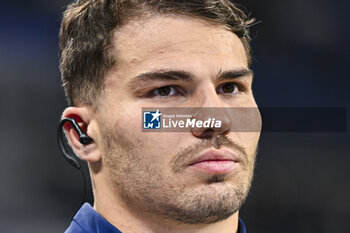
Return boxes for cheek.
[243,132,260,164]
[113,114,179,160]
[233,132,260,157]
[142,133,181,161]
[233,107,262,153]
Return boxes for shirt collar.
[238,217,247,233]
[73,203,247,233]
[73,203,122,233]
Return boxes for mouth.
[188,148,241,174]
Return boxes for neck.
[93,177,240,233]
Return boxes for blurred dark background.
[0,0,349,232]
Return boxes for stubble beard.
[101,125,257,225]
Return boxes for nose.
[190,108,232,138]
[190,88,232,139]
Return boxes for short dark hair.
[59,0,255,106]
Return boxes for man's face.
[95,15,261,224]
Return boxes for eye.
[150,85,182,97]
[217,82,239,94]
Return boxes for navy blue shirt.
[65,203,247,233]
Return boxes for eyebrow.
[216,68,254,82]
[127,68,253,89]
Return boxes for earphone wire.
[57,118,88,219]
[77,165,87,218]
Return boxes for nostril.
[193,128,215,139]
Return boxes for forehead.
[110,15,248,80]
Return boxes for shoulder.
[63,203,122,233]
[65,219,88,233]
[64,203,95,233]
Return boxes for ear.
[61,107,102,163]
